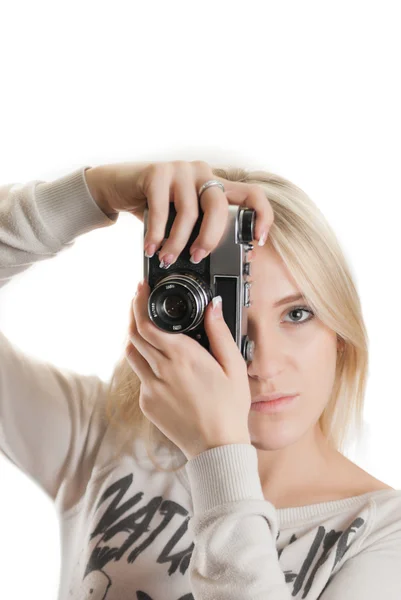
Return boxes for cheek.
[301,332,338,398]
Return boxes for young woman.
[0,160,399,599]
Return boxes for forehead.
[250,244,298,290]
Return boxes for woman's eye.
[283,306,314,326]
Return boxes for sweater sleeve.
[185,443,291,599]
[0,166,120,514]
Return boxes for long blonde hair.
[102,165,368,473]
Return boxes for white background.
[0,1,400,596]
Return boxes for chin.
[249,420,300,451]
[250,435,293,452]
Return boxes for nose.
[247,338,287,382]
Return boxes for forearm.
[84,166,118,218]
[0,166,113,291]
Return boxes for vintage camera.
[143,200,255,364]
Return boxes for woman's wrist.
[84,166,118,218]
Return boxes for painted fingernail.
[159,254,174,269]
[258,230,268,247]
[211,295,223,318]
[145,243,156,258]
[190,248,207,264]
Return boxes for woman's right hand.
[88,160,273,267]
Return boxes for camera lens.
[163,295,187,320]
[148,273,211,334]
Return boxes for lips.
[251,392,299,404]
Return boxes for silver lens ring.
[148,273,211,333]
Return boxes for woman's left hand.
[125,278,252,461]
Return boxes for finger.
[142,162,174,258]
[157,161,201,264]
[130,279,185,359]
[188,176,229,260]
[193,166,273,247]
[205,297,246,377]
[227,180,274,244]
[126,291,167,381]
[125,336,154,386]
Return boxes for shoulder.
[338,455,395,495]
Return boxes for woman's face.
[246,243,339,451]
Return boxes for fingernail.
[159,254,174,269]
[145,244,156,258]
[258,230,268,247]
[211,295,223,318]
[190,248,207,264]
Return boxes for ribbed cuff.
[185,443,265,515]
[34,166,118,246]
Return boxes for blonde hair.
[103,165,368,473]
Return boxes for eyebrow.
[273,293,306,308]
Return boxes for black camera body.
[143,201,256,364]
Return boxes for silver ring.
[198,179,225,200]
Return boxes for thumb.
[205,296,241,371]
